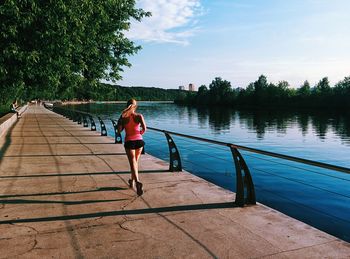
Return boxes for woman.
[117,99,146,195]
[10,100,20,118]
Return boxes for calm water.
[69,102,350,242]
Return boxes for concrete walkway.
[0,105,349,258]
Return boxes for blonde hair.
[121,99,137,118]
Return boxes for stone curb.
[0,104,28,138]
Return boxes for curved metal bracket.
[230,146,256,207]
[72,111,79,122]
[65,110,70,119]
[68,110,74,120]
[82,115,88,127]
[164,132,182,172]
[62,108,70,119]
[89,116,96,131]
[77,112,82,124]
[98,117,107,136]
[111,119,122,144]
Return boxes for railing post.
[98,117,107,136]
[230,146,256,207]
[72,111,78,122]
[63,109,70,119]
[82,115,88,127]
[69,110,75,120]
[60,108,68,118]
[64,109,69,118]
[58,108,64,117]
[111,119,122,144]
[89,116,96,131]
[77,112,82,124]
[164,132,182,172]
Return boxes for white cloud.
[126,0,202,45]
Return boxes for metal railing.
[147,127,350,175]
[50,105,350,208]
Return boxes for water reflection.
[199,107,350,144]
[186,106,195,124]
[196,107,209,129]
[296,114,309,136]
[70,103,350,145]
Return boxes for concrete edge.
[0,104,28,138]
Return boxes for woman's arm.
[117,116,124,133]
[139,114,147,134]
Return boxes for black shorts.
[124,140,145,150]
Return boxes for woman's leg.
[132,147,143,181]
[126,147,143,180]
[135,147,143,164]
[126,147,144,195]
[134,147,144,195]
[126,148,138,181]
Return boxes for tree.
[277,81,289,91]
[0,0,149,104]
[332,76,350,108]
[246,82,255,94]
[254,75,268,92]
[253,75,268,105]
[174,75,350,109]
[334,77,350,93]
[198,85,208,95]
[195,84,209,104]
[208,77,233,105]
[297,80,311,96]
[315,77,331,95]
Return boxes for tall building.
[179,85,185,90]
[188,83,196,91]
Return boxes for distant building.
[188,83,196,91]
[179,85,185,90]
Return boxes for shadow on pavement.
[0,202,237,224]
[0,169,170,178]
[0,187,127,198]
[0,198,127,205]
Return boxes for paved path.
[0,105,349,258]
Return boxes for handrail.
[52,106,350,174]
[147,127,350,175]
[50,105,350,207]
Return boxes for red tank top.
[124,114,143,142]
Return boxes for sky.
[119,0,350,89]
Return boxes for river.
[68,102,350,242]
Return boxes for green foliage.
[176,75,350,109]
[0,0,149,104]
[0,104,9,117]
[208,77,233,104]
[79,83,185,102]
[315,77,331,94]
[179,78,236,106]
[297,81,311,97]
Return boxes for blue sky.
[119,0,350,89]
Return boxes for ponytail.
[122,103,136,118]
[121,99,137,118]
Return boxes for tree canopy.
[0,0,149,104]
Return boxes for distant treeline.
[69,83,185,102]
[175,75,350,109]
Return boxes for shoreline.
[61,100,174,105]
